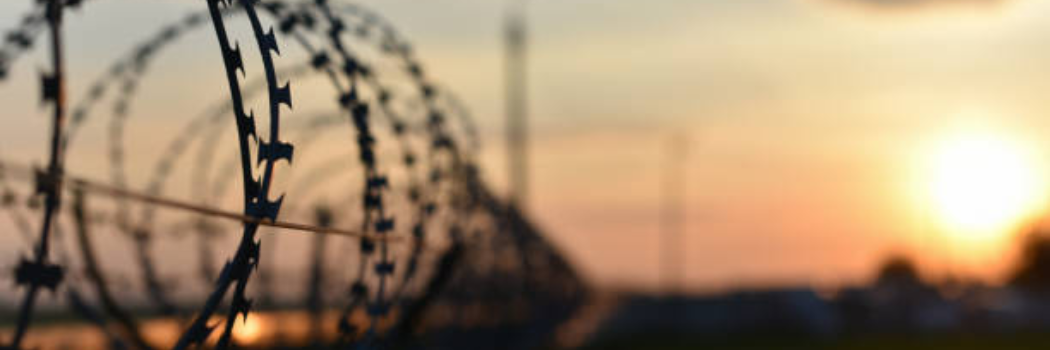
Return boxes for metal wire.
[0,158,406,243]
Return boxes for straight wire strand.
[0,159,404,243]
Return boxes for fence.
[0,1,586,349]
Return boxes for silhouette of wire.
[0,3,45,82]
[5,2,70,347]
[0,159,405,242]
[70,188,155,350]
[0,2,586,349]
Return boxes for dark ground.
[579,333,1050,350]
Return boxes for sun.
[924,129,1046,242]
[232,314,267,345]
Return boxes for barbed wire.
[0,3,46,82]
[76,5,447,323]
[0,158,409,241]
[4,2,70,348]
[69,188,155,350]
[0,1,586,349]
[70,3,451,327]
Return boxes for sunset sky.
[3,0,1050,295]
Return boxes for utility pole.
[661,133,689,297]
[505,0,528,210]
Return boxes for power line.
[0,159,406,243]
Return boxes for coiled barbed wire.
[70,188,154,350]
[1,1,585,349]
[5,1,68,347]
[0,2,46,82]
[172,0,293,349]
[78,3,441,323]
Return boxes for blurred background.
[7,0,1050,349]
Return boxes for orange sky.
[3,0,1050,296]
